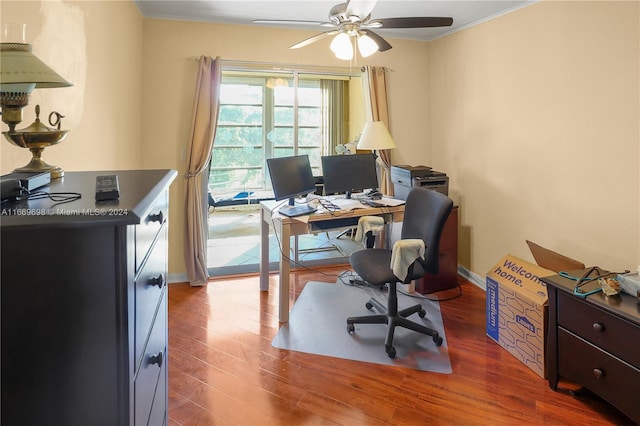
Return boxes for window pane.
[218,105,262,125]
[298,106,321,126]
[242,168,264,189]
[209,168,263,189]
[274,106,293,126]
[297,86,321,107]
[267,128,293,147]
[273,147,294,158]
[273,86,294,105]
[219,84,262,104]
[211,69,357,195]
[211,147,263,168]
[214,126,262,147]
[299,147,322,172]
[299,127,322,147]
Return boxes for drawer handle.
[148,274,165,289]
[148,211,164,224]
[149,350,163,368]
[593,368,605,379]
[592,322,604,332]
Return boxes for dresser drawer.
[557,291,640,367]
[135,293,167,426]
[135,225,167,364]
[558,328,640,422]
[147,358,167,426]
[135,191,168,272]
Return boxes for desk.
[541,272,640,423]
[260,201,405,322]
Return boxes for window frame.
[209,64,358,193]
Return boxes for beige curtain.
[184,56,221,286]
[362,66,393,195]
[321,79,346,155]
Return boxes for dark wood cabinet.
[1,169,176,426]
[542,273,640,424]
[415,205,458,294]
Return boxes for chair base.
[346,283,443,358]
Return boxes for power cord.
[25,190,82,208]
[268,215,348,281]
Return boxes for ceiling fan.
[253,0,453,59]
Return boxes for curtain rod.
[187,57,365,76]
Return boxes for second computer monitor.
[321,153,378,198]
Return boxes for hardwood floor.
[167,266,633,425]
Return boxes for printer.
[390,165,449,201]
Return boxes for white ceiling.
[134,0,537,42]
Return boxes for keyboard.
[278,204,317,217]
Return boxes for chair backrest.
[401,187,454,274]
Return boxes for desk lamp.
[357,121,396,152]
[0,24,72,178]
[357,121,396,195]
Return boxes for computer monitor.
[321,153,378,199]
[266,154,317,206]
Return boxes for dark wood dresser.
[1,169,176,426]
[542,272,640,423]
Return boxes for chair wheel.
[433,335,443,346]
[365,302,374,310]
[347,323,355,334]
[386,345,396,358]
[418,309,426,318]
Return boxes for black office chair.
[347,187,454,358]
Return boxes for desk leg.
[259,208,269,292]
[279,222,291,323]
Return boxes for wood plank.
[168,266,634,425]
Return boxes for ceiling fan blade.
[370,17,454,28]
[253,19,332,26]
[361,29,392,52]
[346,0,378,21]
[290,30,339,50]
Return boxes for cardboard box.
[486,254,553,378]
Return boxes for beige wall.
[1,0,144,173]
[4,1,637,281]
[140,19,431,277]
[429,0,639,277]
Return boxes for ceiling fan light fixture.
[330,33,353,60]
[357,34,378,57]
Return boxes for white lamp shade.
[357,34,378,57]
[357,121,397,150]
[0,43,71,88]
[330,33,353,60]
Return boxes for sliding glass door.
[207,65,364,275]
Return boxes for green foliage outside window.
[209,72,347,192]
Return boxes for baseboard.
[170,265,487,290]
[457,265,485,291]
[168,273,189,284]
